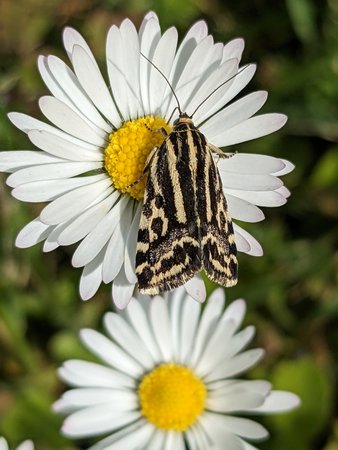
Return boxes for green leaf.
[285,0,317,44]
[263,357,333,449]
[311,146,338,188]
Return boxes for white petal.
[233,224,263,256]
[63,27,96,64]
[13,173,107,203]
[112,266,135,310]
[181,20,208,45]
[124,203,141,284]
[184,274,206,303]
[169,36,222,117]
[211,114,287,147]
[58,190,119,246]
[139,11,159,30]
[208,379,271,397]
[242,443,260,450]
[159,20,208,117]
[163,431,185,450]
[221,325,256,359]
[187,422,210,449]
[28,129,103,161]
[204,348,265,382]
[148,27,178,116]
[104,312,154,370]
[16,442,34,450]
[179,294,201,364]
[222,38,245,61]
[94,421,155,450]
[189,288,225,367]
[39,96,105,147]
[39,177,111,225]
[0,150,60,172]
[0,439,8,450]
[218,153,285,175]
[107,21,143,120]
[125,298,162,363]
[185,428,199,450]
[80,328,143,377]
[194,318,238,377]
[87,420,148,450]
[276,185,291,199]
[150,296,173,361]
[62,405,139,438]
[8,112,102,153]
[188,58,238,121]
[226,195,265,223]
[146,428,166,450]
[7,161,101,188]
[58,360,134,389]
[202,64,257,129]
[42,222,65,252]
[225,187,287,207]
[199,413,246,450]
[72,45,121,128]
[220,170,283,191]
[215,416,269,440]
[168,287,186,361]
[41,55,111,133]
[79,250,105,300]
[55,387,137,411]
[102,201,133,283]
[273,158,295,176]
[223,298,246,330]
[8,111,57,134]
[250,390,301,413]
[15,218,52,248]
[139,16,161,115]
[201,91,268,138]
[72,196,128,267]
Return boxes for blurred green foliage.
[0,0,337,449]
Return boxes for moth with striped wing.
[134,57,244,295]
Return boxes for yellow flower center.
[104,116,171,200]
[138,363,206,431]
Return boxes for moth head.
[174,112,193,126]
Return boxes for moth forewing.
[201,144,238,287]
[135,114,238,294]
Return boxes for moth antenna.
[191,63,251,118]
[140,52,182,115]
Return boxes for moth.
[135,57,245,295]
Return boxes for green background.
[0,0,337,448]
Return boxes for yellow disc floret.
[138,363,206,431]
[104,116,171,200]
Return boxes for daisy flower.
[54,287,300,450]
[0,438,34,450]
[0,12,294,308]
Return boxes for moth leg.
[126,146,158,189]
[208,143,237,159]
[144,124,169,138]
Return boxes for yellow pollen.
[104,116,171,200]
[138,363,206,431]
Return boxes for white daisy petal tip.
[273,159,295,176]
[224,298,247,325]
[253,390,301,414]
[0,438,34,450]
[184,275,207,303]
[272,113,288,130]
[143,10,159,21]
